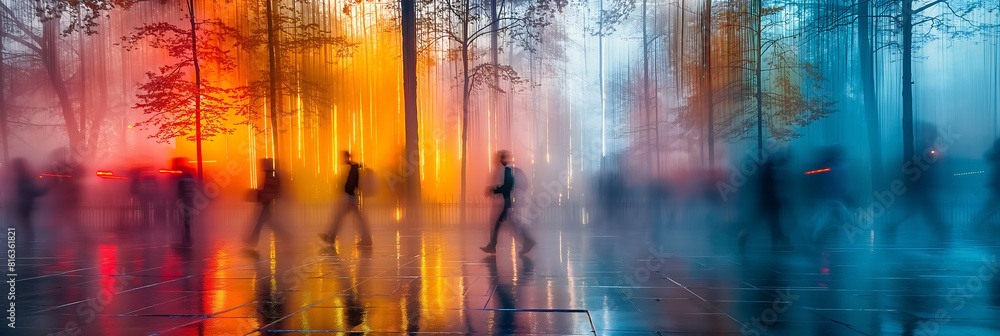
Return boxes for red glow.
[99,244,118,276]
[39,173,72,179]
[97,170,128,180]
[804,168,831,175]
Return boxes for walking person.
[129,165,159,226]
[809,146,858,242]
[972,137,1000,233]
[11,158,46,241]
[738,152,790,249]
[480,150,535,255]
[173,157,196,248]
[244,158,288,256]
[883,121,950,245]
[319,151,373,250]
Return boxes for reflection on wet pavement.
[5,204,1000,335]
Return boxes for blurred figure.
[697,167,733,228]
[883,121,949,244]
[809,146,858,242]
[11,158,46,240]
[172,158,196,248]
[129,164,160,225]
[480,150,535,255]
[738,152,790,248]
[48,147,83,226]
[319,151,373,249]
[595,169,625,221]
[647,178,673,225]
[244,158,288,256]
[972,137,1000,232]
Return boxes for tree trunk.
[0,12,8,164]
[266,0,280,165]
[77,24,88,148]
[703,0,714,168]
[401,0,422,208]
[643,0,652,176]
[491,0,501,148]
[599,0,606,170]
[858,0,882,186]
[42,18,84,150]
[755,0,764,161]
[188,0,204,183]
[461,0,470,213]
[901,0,914,161]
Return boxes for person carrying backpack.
[244,158,289,256]
[480,150,535,255]
[319,151,373,249]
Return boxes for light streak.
[805,168,831,175]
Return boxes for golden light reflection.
[209,249,228,314]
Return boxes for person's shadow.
[485,254,534,335]
[253,243,296,335]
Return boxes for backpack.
[359,167,380,197]
[257,172,282,202]
[511,167,529,199]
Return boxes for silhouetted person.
[129,165,159,225]
[319,151,372,249]
[739,153,790,248]
[245,158,288,256]
[972,137,1000,232]
[809,146,857,241]
[173,158,196,248]
[11,158,46,240]
[48,147,83,226]
[884,121,949,244]
[480,150,535,255]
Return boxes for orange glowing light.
[158,169,182,174]
[39,173,72,179]
[805,168,831,175]
[97,170,128,180]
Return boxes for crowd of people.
[7,123,1000,254]
[4,148,539,260]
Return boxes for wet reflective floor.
[5,204,1000,335]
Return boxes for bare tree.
[816,0,998,164]
[713,0,836,158]
[123,1,250,182]
[417,0,565,208]
[244,0,353,166]
[0,0,136,152]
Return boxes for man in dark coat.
[245,158,288,255]
[12,158,45,240]
[319,151,373,248]
[173,157,196,248]
[481,150,535,255]
[972,137,1000,231]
